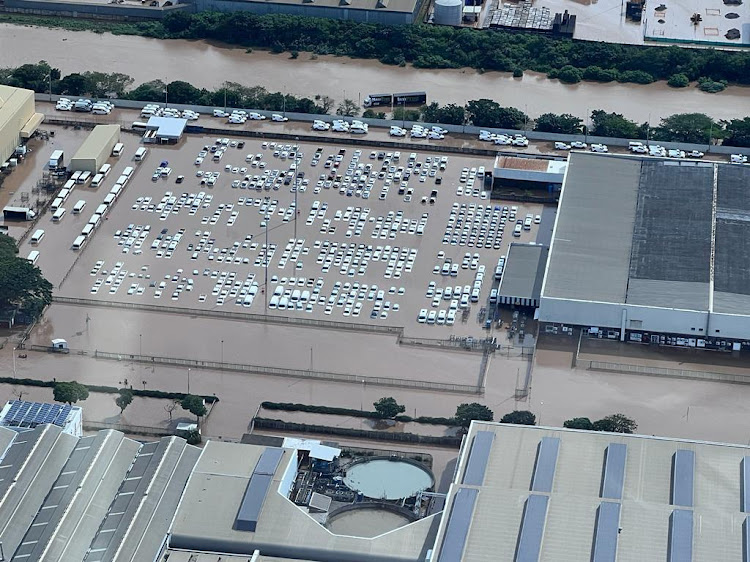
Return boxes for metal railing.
[585,360,750,385]
[91,349,482,394]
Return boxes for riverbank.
[0,20,748,123]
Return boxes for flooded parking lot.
[31,130,544,337]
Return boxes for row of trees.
[374,397,637,434]
[3,62,749,147]
[0,234,52,320]
[136,12,750,86]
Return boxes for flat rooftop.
[644,0,749,47]
[432,421,750,561]
[497,242,548,303]
[543,152,750,314]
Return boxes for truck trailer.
[3,206,36,221]
[363,91,427,108]
[48,150,64,170]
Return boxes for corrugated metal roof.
[498,243,548,301]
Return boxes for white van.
[91,173,104,187]
[52,207,66,222]
[58,188,70,203]
[122,166,134,178]
[88,213,101,226]
[112,142,124,157]
[134,147,148,161]
[99,163,112,177]
[513,224,522,237]
[278,296,289,310]
[51,197,63,211]
[269,295,279,309]
[110,184,122,197]
[116,174,129,187]
[72,235,86,250]
[71,170,82,183]
[103,193,116,206]
[26,250,40,264]
[291,289,301,302]
[78,171,92,184]
[73,200,86,214]
[96,204,108,216]
[81,223,94,237]
[63,179,76,191]
[470,287,480,302]
[31,229,45,244]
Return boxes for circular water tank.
[434,0,463,26]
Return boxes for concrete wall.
[189,0,418,24]
[0,88,34,165]
[3,0,189,19]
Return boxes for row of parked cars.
[56,98,114,115]
[478,130,529,147]
[140,104,199,121]
[312,119,369,134]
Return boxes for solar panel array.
[530,437,560,493]
[462,431,495,486]
[235,447,284,532]
[2,400,72,429]
[671,449,695,507]
[437,487,479,562]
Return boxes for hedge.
[0,376,218,403]
[261,401,458,426]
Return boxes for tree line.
[6,12,749,87]
[0,234,52,320]
[3,62,748,147]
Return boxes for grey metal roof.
[437,487,479,562]
[671,449,695,508]
[742,457,750,513]
[235,447,284,532]
[497,243,549,301]
[462,431,495,486]
[542,153,641,303]
[668,509,693,562]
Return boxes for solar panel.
[234,448,285,532]
[601,443,627,500]
[668,509,693,562]
[743,516,750,562]
[515,494,549,562]
[437,487,479,562]
[742,458,750,512]
[462,431,495,486]
[592,501,621,562]
[671,450,695,507]
[531,437,560,493]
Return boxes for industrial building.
[492,154,567,194]
[497,242,548,307]
[69,124,121,172]
[189,0,424,24]
[539,152,750,349]
[432,421,750,561]
[0,84,43,166]
[4,416,750,560]
[0,399,82,436]
[144,115,187,143]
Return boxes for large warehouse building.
[539,152,750,350]
[69,124,121,173]
[0,85,43,165]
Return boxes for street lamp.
[139,334,142,357]
[294,136,299,240]
[12,347,16,377]
[221,340,224,364]
[264,213,270,311]
[187,368,191,394]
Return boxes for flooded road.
[0,24,748,122]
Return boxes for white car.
[554,142,571,150]
[629,144,648,153]
[427,131,445,140]
[228,116,246,124]
[181,110,200,121]
[511,136,529,147]
[390,127,407,137]
[313,121,330,131]
[590,143,609,153]
[649,145,666,157]
[731,154,748,164]
[667,149,685,159]
[92,106,111,115]
[431,126,448,135]
[248,112,266,120]
[410,129,428,139]
[213,109,229,117]
[570,141,588,149]
[351,124,368,134]
[494,136,512,145]
[478,130,494,141]
[686,150,704,158]
[332,122,349,132]
[56,102,72,111]
[271,114,289,122]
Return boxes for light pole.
[221,340,224,364]
[139,334,142,357]
[164,80,168,109]
[264,213,270,311]
[310,347,313,371]
[187,368,191,394]
[539,400,544,426]
[294,136,299,240]
[48,72,52,102]
[12,347,16,377]
[142,380,147,390]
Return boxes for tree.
[667,73,690,88]
[534,113,583,134]
[592,413,637,434]
[556,65,583,84]
[125,79,166,103]
[185,429,202,445]
[0,234,53,319]
[563,417,594,430]
[582,66,619,82]
[500,410,536,425]
[57,73,89,96]
[653,113,717,144]
[82,71,133,98]
[373,397,405,419]
[53,381,89,405]
[421,102,465,125]
[590,110,647,139]
[165,80,204,105]
[723,117,750,147]
[336,99,360,117]
[466,99,527,129]
[115,389,133,413]
[697,76,727,93]
[363,109,386,119]
[392,106,421,122]
[454,403,494,427]
[181,394,207,419]
[318,95,335,114]
[164,400,179,421]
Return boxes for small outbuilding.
[69,124,121,172]
[145,116,187,143]
[497,242,549,307]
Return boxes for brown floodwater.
[0,24,748,122]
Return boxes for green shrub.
[698,77,727,93]
[617,70,656,84]
[556,65,583,84]
[667,73,689,88]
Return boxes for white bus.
[52,207,66,222]
[26,250,40,264]
[112,142,124,157]
[73,200,86,214]
[134,147,148,161]
[72,235,86,250]
[30,229,45,244]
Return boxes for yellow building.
[0,85,43,165]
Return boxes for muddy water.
[1,24,748,122]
